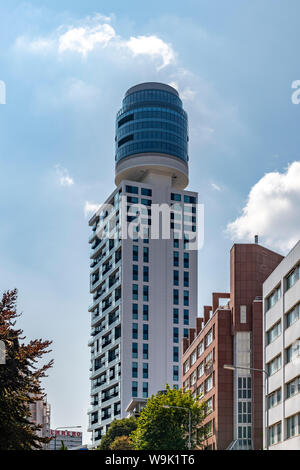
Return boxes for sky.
[1,0,300,444]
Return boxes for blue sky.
[1,0,300,443]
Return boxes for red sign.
[50,430,82,438]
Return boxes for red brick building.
[182,243,283,450]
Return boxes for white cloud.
[211,182,221,191]
[55,165,74,187]
[84,201,100,217]
[58,23,116,56]
[226,161,300,252]
[125,35,175,70]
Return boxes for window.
[266,285,281,311]
[127,196,138,204]
[141,188,152,197]
[184,271,189,287]
[238,401,252,424]
[173,327,179,343]
[132,265,138,281]
[267,321,281,345]
[143,247,149,263]
[286,413,300,439]
[206,397,214,415]
[198,341,204,357]
[267,355,282,375]
[132,284,138,300]
[173,239,179,248]
[143,324,149,340]
[286,303,300,328]
[173,347,179,362]
[143,304,149,321]
[173,365,179,381]
[133,245,138,261]
[132,381,138,398]
[268,388,281,409]
[191,350,197,366]
[132,323,138,339]
[143,285,149,302]
[183,328,189,338]
[173,289,179,305]
[205,374,213,393]
[126,185,138,194]
[132,343,138,358]
[173,251,179,267]
[143,343,149,359]
[173,270,179,286]
[143,382,148,398]
[173,308,179,324]
[184,360,190,374]
[171,193,181,202]
[184,309,189,325]
[132,362,138,378]
[205,329,213,348]
[286,341,300,364]
[143,363,149,379]
[143,266,149,282]
[197,362,204,379]
[268,422,282,446]
[132,304,138,320]
[184,253,189,269]
[286,264,300,291]
[197,383,204,397]
[238,377,252,399]
[184,195,196,204]
[286,376,300,399]
[191,371,197,385]
[184,291,189,306]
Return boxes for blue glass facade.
[115,85,189,163]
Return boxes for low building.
[49,429,83,450]
[28,396,51,450]
[263,240,300,450]
[182,242,283,450]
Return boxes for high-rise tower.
[88,82,198,445]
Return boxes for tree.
[131,385,207,450]
[97,417,137,450]
[0,289,53,450]
[59,441,68,450]
[109,435,134,450]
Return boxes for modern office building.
[28,395,51,450]
[87,82,198,446]
[263,240,300,450]
[182,242,283,450]
[49,429,83,450]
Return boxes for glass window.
[132,284,138,300]
[133,245,138,261]
[286,341,300,364]
[184,271,189,287]
[184,253,189,269]
[173,346,179,362]
[198,341,204,357]
[286,376,300,399]
[268,388,281,409]
[143,266,149,282]
[143,343,149,359]
[132,265,138,281]
[173,308,179,324]
[132,343,138,358]
[184,291,189,306]
[126,185,138,194]
[143,247,149,263]
[267,321,281,345]
[143,363,148,379]
[173,270,179,286]
[184,309,189,325]
[173,289,179,305]
[141,188,152,197]
[132,381,138,398]
[205,329,213,348]
[143,382,148,398]
[173,365,179,381]
[132,362,138,378]
[266,285,281,311]
[132,323,138,339]
[143,324,149,340]
[171,193,181,202]
[286,303,300,328]
[132,304,138,320]
[267,355,282,375]
[143,304,149,321]
[173,327,179,343]
[173,251,179,267]
[143,285,149,302]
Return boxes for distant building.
[49,429,83,450]
[263,240,300,449]
[28,396,51,450]
[182,242,283,450]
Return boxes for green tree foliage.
[131,385,207,450]
[0,289,53,450]
[109,435,135,450]
[98,417,137,450]
[59,441,68,450]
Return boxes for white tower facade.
[88,83,199,445]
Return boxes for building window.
[198,341,204,357]
[205,374,213,393]
[143,304,149,321]
[143,344,149,360]
[184,253,189,269]
[132,265,138,281]
[171,193,181,202]
[142,382,148,398]
[126,185,138,194]
[173,239,179,249]
[141,198,152,207]
[133,245,138,261]
[143,285,149,302]
[197,383,204,397]
[286,303,300,328]
[127,196,138,204]
[184,271,189,287]
[143,266,149,282]
[184,195,196,204]
[173,366,179,381]
[143,247,149,263]
[191,371,196,386]
[183,328,189,338]
[286,376,300,399]
[184,359,190,374]
[267,355,282,376]
[238,377,251,399]
[143,363,149,379]
[173,289,179,305]
[173,347,179,362]
[267,321,281,345]
[184,291,189,306]
[268,388,281,409]
[132,362,138,378]
[173,270,179,286]
[206,397,214,415]
[197,362,204,378]
[184,309,189,325]
[132,304,138,320]
[286,264,300,291]
[173,328,179,343]
[173,308,179,324]
[286,341,300,364]
[205,328,213,348]
[191,350,197,366]
[141,188,152,197]
[266,285,281,311]
[268,422,282,446]
[132,381,138,398]
[286,413,300,439]
[238,401,251,424]
[173,251,179,267]
[143,324,149,340]
[132,284,138,300]
[132,343,138,358]
[132,323,138,339]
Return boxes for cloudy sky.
[1,0,300,443]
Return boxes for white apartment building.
[263,240,300,449]
[87,82,199,446]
